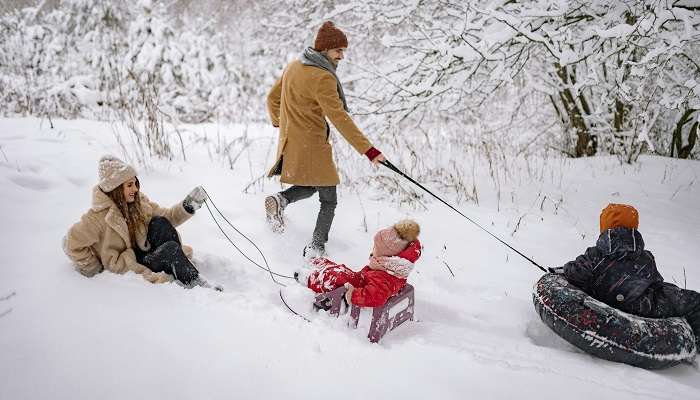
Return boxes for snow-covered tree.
[0,0,128,118]
[2,0,697,166]
[339,0,700,161]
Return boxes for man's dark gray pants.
[279,185,337,248]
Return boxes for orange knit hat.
[599,203,639,233]
[313,21,348,52]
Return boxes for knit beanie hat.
[600,203,639,233]
[97,155,137,192]
[373,228,408,257]
[373,219,421,257]
[314,21,348,52]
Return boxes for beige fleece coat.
[64,186,193,284]
[266,59,374,186]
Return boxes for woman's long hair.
[106,178,146,247]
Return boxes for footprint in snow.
[35,137,65,143]
[8,174,54,191]
[193,253,257,290]
[0,161,43,174]
[65,176,88,187]
[0,162,19,171]
[0,135,26,141]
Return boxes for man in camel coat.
[265,21,384,258]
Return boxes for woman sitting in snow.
[63,155,219,290]
[296,219,421,307]
[557,203,700,345]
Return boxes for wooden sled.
[314,284,415,343]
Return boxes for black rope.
[200,188,294,286]
[279,289,311,323]
[380,160,548,273]
[199,188,320,321]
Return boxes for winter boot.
[302,242,326,261]
[293,269,313,287]
[313,296,333,311]
[312,287,350,314]
[142,241,199,285]
[265,193,287,233]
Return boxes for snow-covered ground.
[1,117,699,400]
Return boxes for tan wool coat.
[266,59,374,186]
[64,186,193,284]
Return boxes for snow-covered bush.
[0,0,697,199]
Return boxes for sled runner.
[314,284,415,343]
[533,273,696,369]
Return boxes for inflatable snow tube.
[533,273,696,369]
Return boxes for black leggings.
[135,216,199,284]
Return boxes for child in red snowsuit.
[298,220,422,307]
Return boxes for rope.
[201,188,294,286]
[199,188,310,321]
[279,289,311,322]
[380,160,548,273]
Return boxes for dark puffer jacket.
[563,227,664,308]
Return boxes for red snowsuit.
[307,240,422,307]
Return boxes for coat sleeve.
[315,73,373,155]
[350,271,394,307]
[64,212,104,277]
[142,194,192,228]
[398,240,422,263]
[267,76,282,127]
[562,247,601,291]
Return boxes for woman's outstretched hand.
[184,186,207,211]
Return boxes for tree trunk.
[614,99,627,132]
[671,109,698,159]
[554,64,596,157]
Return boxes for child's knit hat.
[600,203,639,233]
[373,219,420,257]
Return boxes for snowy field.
[1,117,700,400]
